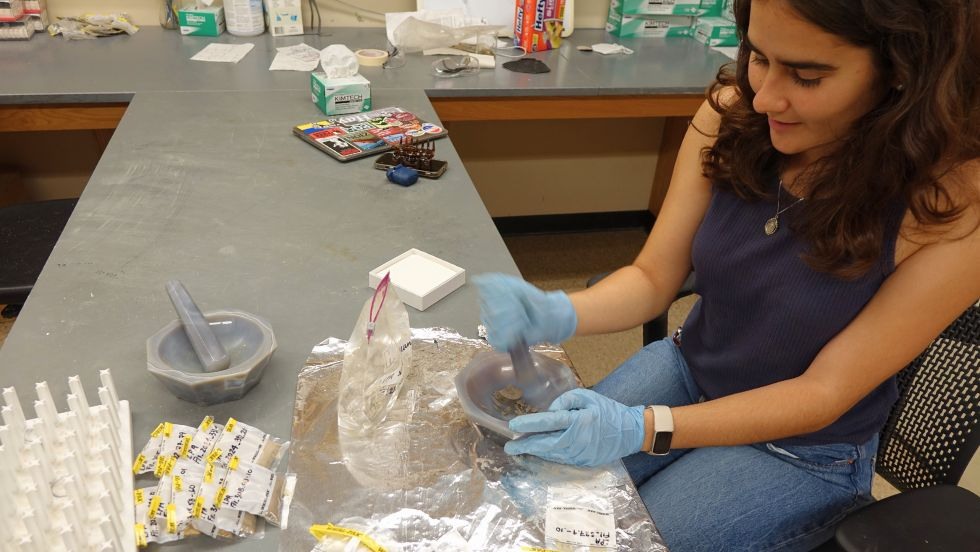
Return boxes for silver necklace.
[765,180,805,236]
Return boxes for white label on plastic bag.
[545,487,616,549]
[376,347,404,396]
[372,342,410,398]
[186,419,223,465]
[219,463,278,516]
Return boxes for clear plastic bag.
[391,15,505,53]
[47,13,139,39]
[309,522,397,552]
[133,422,196,475]
[185,415,223,466]
[191,461,265,540]
[338,273,413,432]
[209,417,289,471]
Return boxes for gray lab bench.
[0,26,729,550]
[0,28,731,212]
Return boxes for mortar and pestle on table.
[455,337,579,441]
[146,280,277,406]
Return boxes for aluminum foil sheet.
[279,328,666,551]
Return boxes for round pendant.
[764,217,779,236]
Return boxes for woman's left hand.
[504,388,646,467]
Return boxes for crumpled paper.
[319,44,360,78]
[269,43,322,72]
[47,13,139,39]
[591,43,634,55]
[391,15,505,54]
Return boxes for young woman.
[475,0,980,550]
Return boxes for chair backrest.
[876,300,980,491]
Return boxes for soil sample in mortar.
[492,385,539,418]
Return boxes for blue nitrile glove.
[473,273,577,351]
[503,388,646,467]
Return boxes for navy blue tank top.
[681,179,905,446]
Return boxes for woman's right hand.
[473,273,577,351]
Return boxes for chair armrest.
[835,485,980,552]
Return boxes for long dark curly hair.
[703,0,980,278]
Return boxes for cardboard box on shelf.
[514,0,567,53]
[179,6,225,36]
[609,0,710,16]
[26,10,45,30]
[694,16,738,46]
[0,16,33,39]
[721,0,735,21]
[606,12,695,38]
[310,73,372,116]
[0,0,24,22]
[22,0,43,14]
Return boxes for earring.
[895,83,905,91]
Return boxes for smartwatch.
[645,405,674,455]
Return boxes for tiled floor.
[0,308,14,350]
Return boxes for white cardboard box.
[369,249,466,311]
[265,0,303,36]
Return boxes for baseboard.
[493,211,653,235]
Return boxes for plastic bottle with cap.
[225,0,265,37]
[562,0,574,37]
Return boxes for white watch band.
[646,405,674,455]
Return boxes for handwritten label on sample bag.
[545,486,616,549]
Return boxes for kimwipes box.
[310,72,372,116]
[514,0,567,53]
[178,6,225,36]
[694,16,738,46]
[609,0,707,16]
[606,13,695,38]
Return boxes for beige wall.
[45,0,612,29]
[449,118,662,217]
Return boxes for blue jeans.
[592,338,878,552]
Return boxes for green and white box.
[607,13,695,38]
[721,0,735,21]
[178,7,225,36]
[310,73,372,116]
[694,16,738,46]
[609,0,708,16]
[265,0,303,37]
[695,0,725,16]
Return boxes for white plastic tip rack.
[0,370,136,552]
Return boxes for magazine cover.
[293,106,448,162]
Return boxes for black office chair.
[587,273,980,551]
[0,198,78,317]
[830,300,980,551]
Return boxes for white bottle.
[225,0,266,36]
[562,0,574,37]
